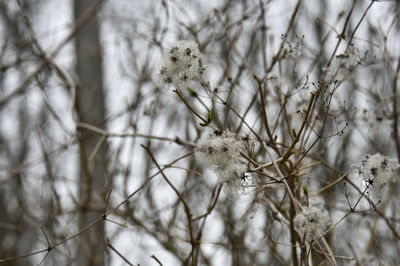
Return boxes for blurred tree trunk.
[74,1,108,265]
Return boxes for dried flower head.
[158,40,205,89]
[294,206,330,241]
[195,127,249,193]
[323,44,365,82]
[358,153,399,196]
[336,45,361,72]
[281,36,303,60]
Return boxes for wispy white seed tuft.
[294,206,330,241]
[195,127,249,193]
[323,44,364,82]
[158,40,205,89]
[358,153,399,196]
[282,37,303,59]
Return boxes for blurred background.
[0,0,399,265]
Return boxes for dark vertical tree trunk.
[74,1,107,265]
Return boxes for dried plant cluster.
[195,127,250,194]
[0,1,400,266]
[294,206,330,241]
[158,41,206,90]
[357,153,399,196]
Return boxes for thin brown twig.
[141,144,196,266]
[151,254,164,266]
[106,239,135,266]
[77,122,195,148]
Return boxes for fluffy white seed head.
[158,40,205,89]
[336,44,361,71]
[196,129,241,170]
[294,206,330,241]
[195,127,248,191]
[282,38,302,59]
[323,44,364,82]
[358,153,399,195]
